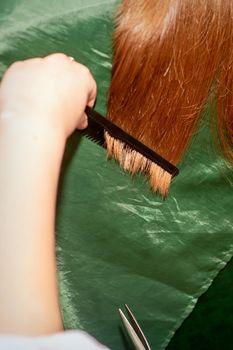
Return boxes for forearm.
[0,116,65,335]
[0,53,96,336]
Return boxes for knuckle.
[9,61,23,70]
[92,79,97,94]
[46,53,69,63]
[80,64,91,76]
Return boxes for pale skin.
[0,53,97,335]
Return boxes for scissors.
[119,305,152,350]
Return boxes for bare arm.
[0,54,96,335]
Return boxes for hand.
[0,53,97,138]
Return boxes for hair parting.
[106,0,233,197]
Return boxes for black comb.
[80,106,179,177]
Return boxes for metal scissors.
[119,305,151,350]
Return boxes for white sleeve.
[0,330,111,350]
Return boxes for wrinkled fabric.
[167,257,233,349]
[0,1,232,350]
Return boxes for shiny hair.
[106,0,233,196]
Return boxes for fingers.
[46,53,97,101]
[87,76,97,107]
[80,75,97,130]
[1,53,98,135]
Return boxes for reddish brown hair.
[106,0,233,196]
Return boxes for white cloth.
[0,331,110,350]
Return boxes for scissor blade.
[125,305,151,350]
[119,309,146,350]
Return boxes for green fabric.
[167,257,233,349]
[0,1,233,349]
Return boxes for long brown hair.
[106,0,233,196]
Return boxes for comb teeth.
[105,132,172,197]
[80,116,105,147]
[81,107,179,178]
